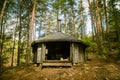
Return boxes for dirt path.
[0,58,120,80]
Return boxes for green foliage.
[81,37,93,47]
[0,54,9,67]
[81,37,97,53]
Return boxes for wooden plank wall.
[36,43,46,64]
[72,43,85,64]
[72,43,79,64]
[78,45,85,62]
[37,47,42,63]
[42,43,46,61]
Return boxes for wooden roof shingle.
[32,32,88,47]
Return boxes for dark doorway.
[46,42,70,60]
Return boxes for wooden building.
[31,32,88,67]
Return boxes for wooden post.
[37,47,42,63]
[70,43,73,62]
[71,43,75,64]
[34,49,37,63]
[42,43,46,61]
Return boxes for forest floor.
[0,54,120,80]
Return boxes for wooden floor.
[42,60,72,67]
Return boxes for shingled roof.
[35,32,79,42]
[32,32,88,47]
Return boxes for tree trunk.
[26,2,31,64]
[26,0,37,64]
[95,0,103,55]
[80,0,86,39]
[103,0,111,51]
[0,0,6,53]
[47,21,51,35]
[0,0,6,68]
[88,0,96,41]
[29,0,37,41]
[100,12,105,40]
[64,13,67,33]
[72,3,76,37]
[0,18,5,68]
[0,0,6,23]
[57,8,59,32]
[11,28,16,67]
[17,0,22,66]
[104,0,109,34]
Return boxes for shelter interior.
[45,42,70,61]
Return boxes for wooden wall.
[71,43,86,64]
[36,43,46,63]
[78,45,85,62]
[37,47,42,63]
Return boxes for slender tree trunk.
[11,17,19,66]
[104,0,109,33]
[95,0,103,55]
[26,2,30,64]
[11,36,15,67]
[72,4,76,37]
[0,0,6,68]
[25,1,31,64]
[29,0,37,41]
[47,22,50,35]
[100,13,105,40]
[0,18,3,58]
[95,0,102,39]
[88,0,96,41]
[80,0,83,38]
[57,8,59,32]
[0,18,5,68]
[0,0,6,23]
[64,13,67,33]
[17,0,22,66]
[0,0,6,54]
[68,16,72,35]
[11,28,16,67]
[26,0,37,64]
[103,0,111,51]
[80,0,86,39]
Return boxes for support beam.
[70,43,73,62]
[42,43,46,61]
[37,47,42,63]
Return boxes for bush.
[0,54,8,67]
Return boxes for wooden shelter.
[31,32,88,67]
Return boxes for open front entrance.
[45,42,70,61]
